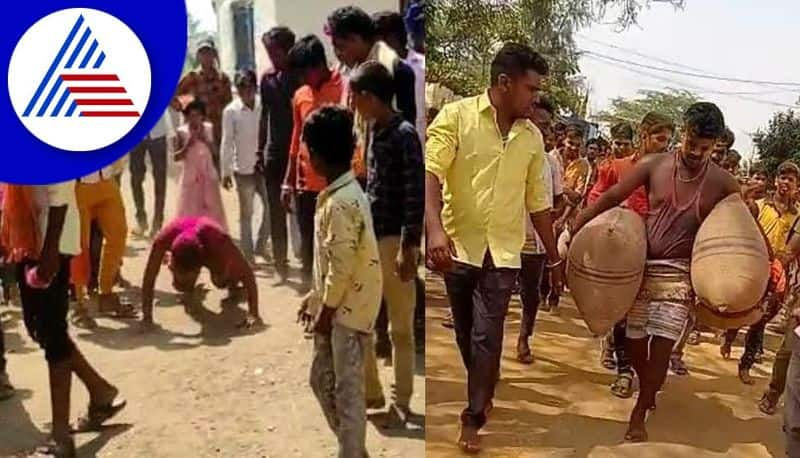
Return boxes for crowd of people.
[425,42,800,454]
[0,3,425,457]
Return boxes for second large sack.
[692,193,769,328]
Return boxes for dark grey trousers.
[444,252,518,428]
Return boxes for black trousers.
[726,301,783,371]
[129,135,167,227]
[18,257,74,364]
[88,221,103,292]
[296,191,318,283]
[519,254,546,339]
[444,252,518,428]
[264,161,289,270]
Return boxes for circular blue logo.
[2,1,187,184]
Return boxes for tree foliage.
[594,88,699,126]
[753,110,800,176]
[184,12,213,73]
[426,0,684,115]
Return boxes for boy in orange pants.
[71,158,134,327]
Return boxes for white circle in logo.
[8,8,151,152]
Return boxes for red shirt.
[587,155,649,217]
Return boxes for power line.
[583,53,800,109]
[579,48,800,87]
[576,34,800,94]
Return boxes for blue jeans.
[234,173,270,259]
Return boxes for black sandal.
[610,374,634,399]
[73,394,127,432]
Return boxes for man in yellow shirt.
[722,160,800,384]
[425,43,562,453]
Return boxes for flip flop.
[73,395,127,432]
[30,438,76,458]
[758,393,778,415]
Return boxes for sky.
[187,0,217,32]
[577,0,800,160]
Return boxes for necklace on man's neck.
[676,159,709,183]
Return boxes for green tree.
[594,88,699,126]
[184,12,214,73]
[753,110,800,176]
[426,0,684,115]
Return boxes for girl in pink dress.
[173,100,228,231]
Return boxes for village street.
[0,169,425,458]
[425,273,785,457]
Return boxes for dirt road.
[0,171,425,457]
[425,273,784,457]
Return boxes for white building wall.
[214,0,397,78]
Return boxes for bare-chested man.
[570,102,739,442]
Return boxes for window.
[231,2,255,71]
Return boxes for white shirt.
[79,157,126,183]
[221,96,261,179]
[32,181,80,256]
[405,50,426,145]
[149,109,178,139]
[79,165,115,183]
[523,153,564,255]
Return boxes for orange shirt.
[285,71,365,192]
[286,71,343,192]
[587,155,649,217]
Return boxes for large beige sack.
[567,208,647,336]
[691,193,769,323]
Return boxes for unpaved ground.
[425,272,784,457]
[0,170,425,457]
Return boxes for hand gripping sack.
[567,208,647,336]
[692,194,769,327]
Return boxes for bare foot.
[516,338,534,364]
[457,424,481,454]
[624,408,648,442]
[739,368,755,385]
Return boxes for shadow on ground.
[425,274,784,457]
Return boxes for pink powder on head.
[160,216,227,270]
